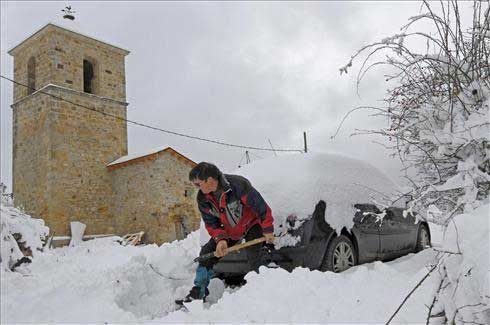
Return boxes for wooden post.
[303,132,308,153]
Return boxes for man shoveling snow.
[175,162,275,306]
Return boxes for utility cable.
[1,75,304,153]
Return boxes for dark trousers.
[199,224,263,273]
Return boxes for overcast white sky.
[2,1,474,191]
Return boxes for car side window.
[354,203,382,225]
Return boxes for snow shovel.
[193,237,267,263]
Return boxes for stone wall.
[12,85,128,236]
[11,31,52,102]
[110,152,201,244]
[11,94,50,219]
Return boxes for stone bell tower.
[9,23,130,236]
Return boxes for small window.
[27,57,36,95]
[83,59,94,93]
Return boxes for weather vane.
[62,6,76,20]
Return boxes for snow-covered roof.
[107,146,196,170]
[234,153,402,232]
[8,23,130,56]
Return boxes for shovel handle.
[193,237,267,263]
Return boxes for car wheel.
[415,224,431,252]
[223,275,247,288]
[321,235,357,272]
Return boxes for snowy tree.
[340,0,489,223]
[339,1,489,323]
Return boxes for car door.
[395,207,420,252]
[352,204,381,264]
[378,208,412,260]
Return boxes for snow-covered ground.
[1,230,433,323]
[1,153,488,323]
[2,202,487,323]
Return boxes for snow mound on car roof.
[235,153,401,233]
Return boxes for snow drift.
[0,203,49,270]
[430,201,490,323]
[1,197,488,323]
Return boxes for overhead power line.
[1,75,304,153]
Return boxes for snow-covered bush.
[0,186,49,270]
[339,1,489,322]
[339,1,489,222]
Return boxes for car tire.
[223,275,247,288]
[321,235,357,273]
[415,224,431,252]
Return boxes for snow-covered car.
[202,153,431,281]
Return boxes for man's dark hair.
[189,162,222,181]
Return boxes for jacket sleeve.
[198,201,227,242]
[240,182,274,234]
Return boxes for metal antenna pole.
[303,132,308,153]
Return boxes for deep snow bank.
[2,203,486,323]
[1,232,201,323]
[163,201,489,323]
[0,203,49,270]
[162,250,438,323]
[432,201,490,323]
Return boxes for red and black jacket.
[197,174,274,242]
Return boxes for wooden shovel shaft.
[193,237,267,263]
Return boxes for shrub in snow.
[0,199,49,271]
[339,1,489,223]
[340,1,489,322]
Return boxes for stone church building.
[8,23,201,244]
